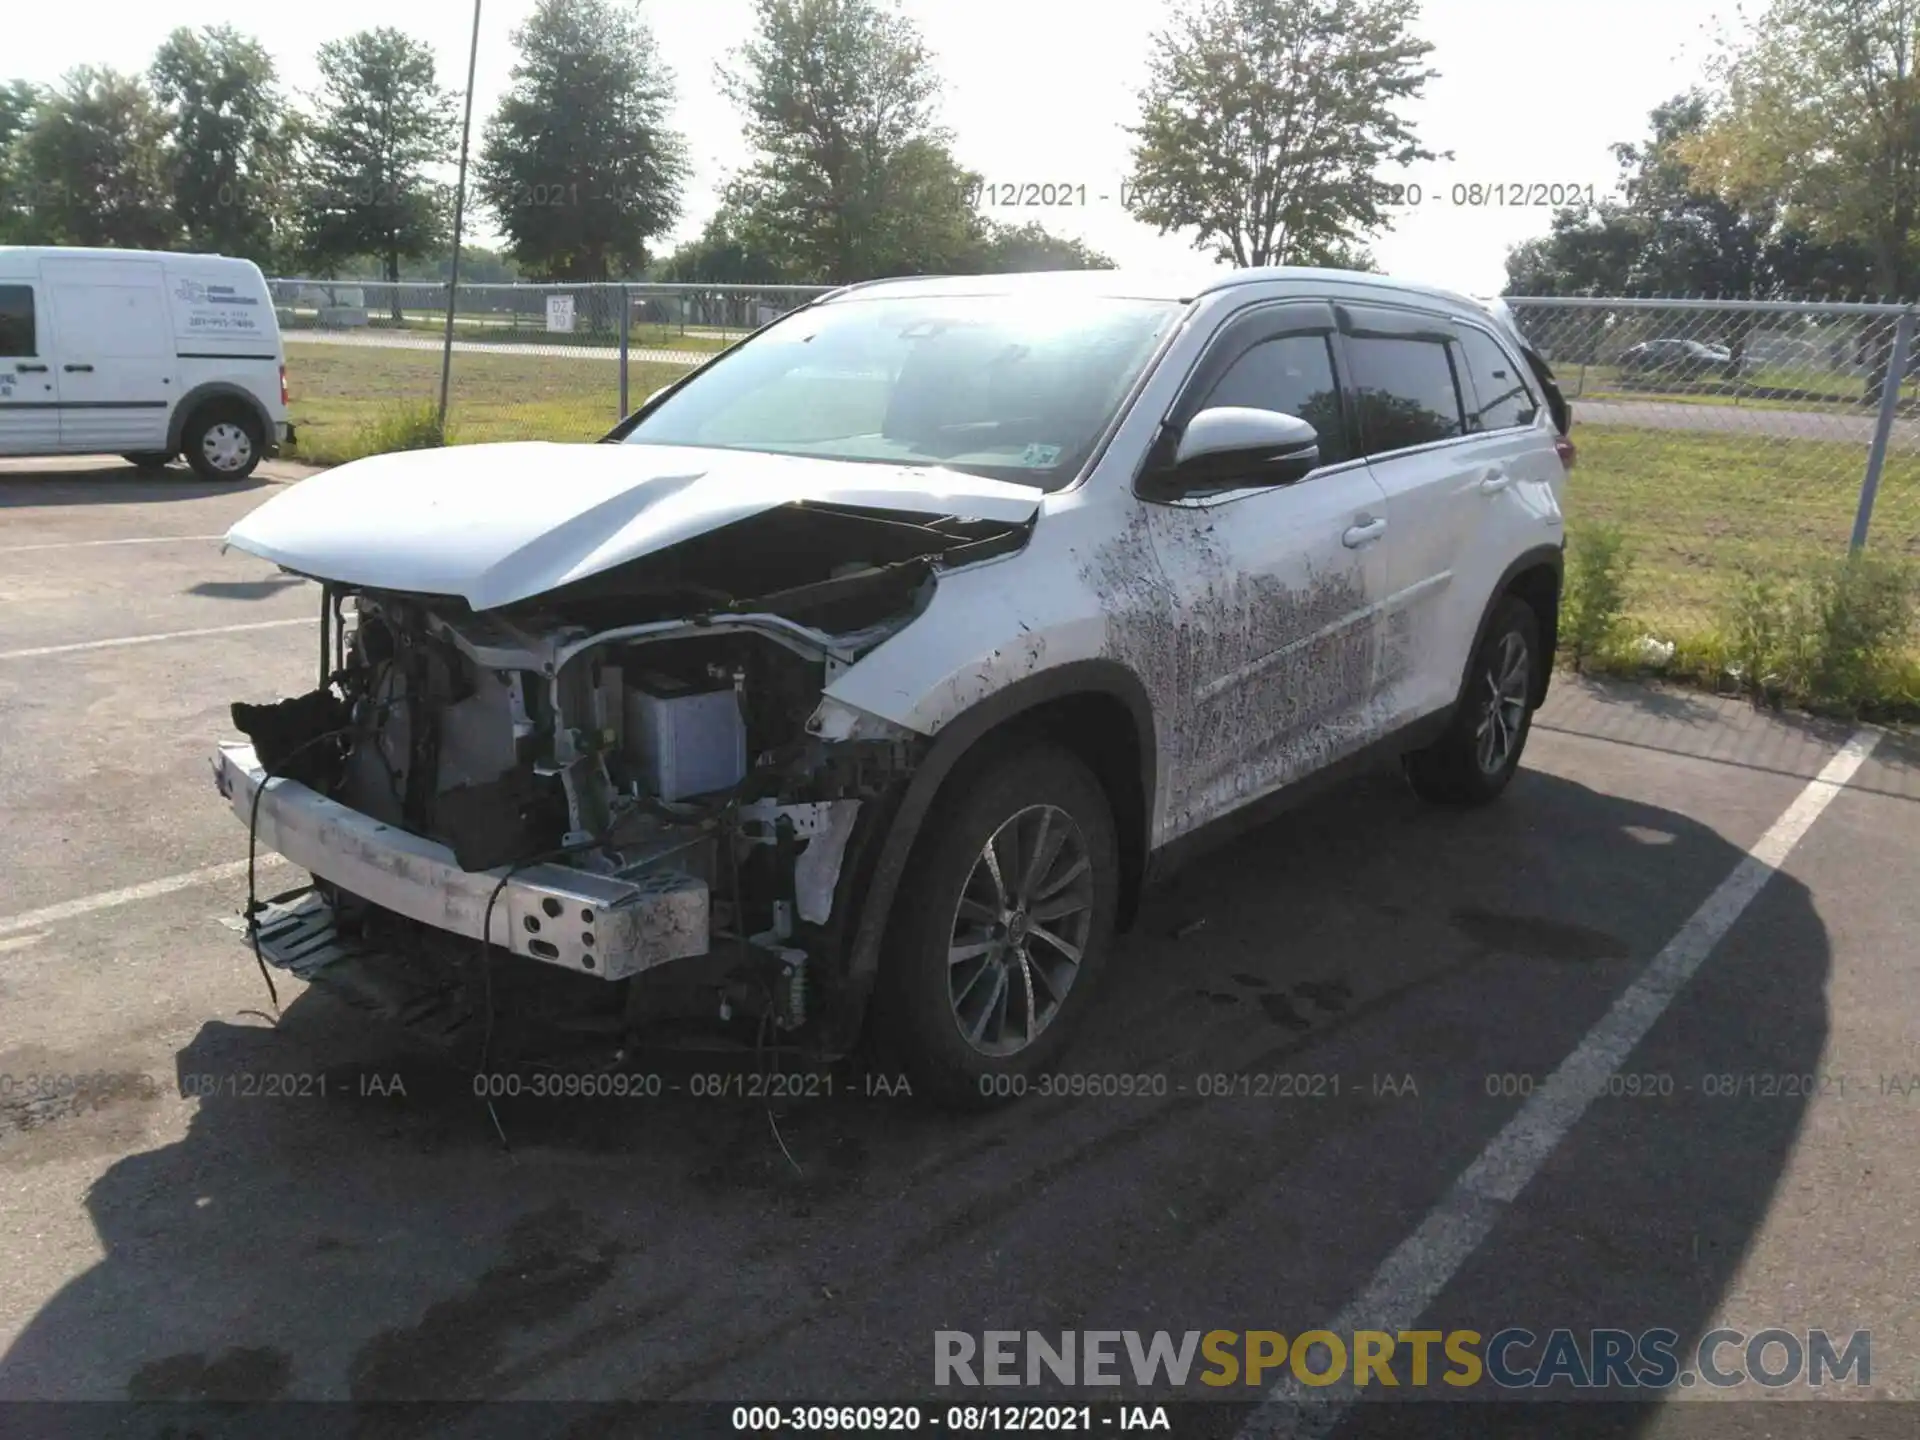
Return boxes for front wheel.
[1405,595,1541,806]
[873,742,1119,1109]
[183,405,264,482]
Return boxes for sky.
[7,0,1747,294]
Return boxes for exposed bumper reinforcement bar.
[212,741,709,980]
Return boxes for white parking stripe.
[1236,725,1882,1439]
[0,856,291,939]
[0,616,313,661]
[0,534,225,555]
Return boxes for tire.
[1404,595,1541,806]
[872,741,1120,1109]
[121,452,174,470]
[182,404,265,482]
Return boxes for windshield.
[619,293,1183,490]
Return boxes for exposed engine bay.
[220,500,1031,1060]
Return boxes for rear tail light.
[279,363,290,407]
[1554,435,1576,471]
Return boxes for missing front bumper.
[211,741,710,980]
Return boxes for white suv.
[213,267,1572,1105]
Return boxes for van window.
[0,286,33,355]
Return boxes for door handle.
[16,362,48,373]
[1343,516,1387,548]
[63,363,94,373]
[1478,468,1513,494]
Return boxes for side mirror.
[1161,407,1320,494]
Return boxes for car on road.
[1617,336,1739,382]
[0,245,292,480]
[212,267,1573,1105]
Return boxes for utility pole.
[438,0,482,435]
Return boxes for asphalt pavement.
[1,455,1917,1435]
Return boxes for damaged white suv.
[214,268,1572,1104]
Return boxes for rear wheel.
[1405,595,1540,806]
[873,742,1119,1109]
[183,405,264,482]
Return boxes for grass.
[283,340,695,464]
[1552,360,1920,415]
[281,310,735,353]
[1563,425,1920,631]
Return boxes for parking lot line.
[1236,725,1882,1439]
[0,856,290,940]
[0,534,226,555]
[0,616,313,661]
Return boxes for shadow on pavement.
[0,764,1832,1435]
[0,464,279,506]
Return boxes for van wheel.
[873,742,1119,1109]
[121,452,174,471]
[1405,595,1541,806]
[183,405,264,482]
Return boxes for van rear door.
[0,277,58,456]
[40,256,175,454]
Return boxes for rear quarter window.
[1456,325,1540,432]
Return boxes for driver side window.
[1201,333,1349,466]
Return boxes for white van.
[0,246,292,480]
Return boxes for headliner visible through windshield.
[619,294,1184,490]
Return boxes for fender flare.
[829,659,1158,1045]
[167,382,273,454]
[1460,543,1564,710]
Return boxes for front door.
[40,257,175,453]
[1135,301,1400,843]
[0,281,58,455]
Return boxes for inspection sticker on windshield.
[1019,443,1062,466]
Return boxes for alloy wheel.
[1474,630,1531,775]
[946,803,1095,1057]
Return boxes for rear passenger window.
[0,286,33,355]
[1345,334,1464,455]
[1457,326,1539,431]
[1202,333,1349,465]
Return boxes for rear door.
[1334,303,1486,720]
[39,256,176,453]
[1135,300,1400,841]
[0,279,58,455]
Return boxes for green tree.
[656,207,789,282]
[151,26,295,265]
[0,81,42,242]
[1506,91,1876,302]
[18,67,176,247]
[1679,0,1920,300]
[719,0,984,283]
[477,0,689,281]
[297,29,454,307]
[1126,0,1444,268]
[970,220,1116,272]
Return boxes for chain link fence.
[1502,297,1920,631]
[269,282,1920,641]
[269,279,833,462]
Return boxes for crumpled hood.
[225,441,1045,611]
